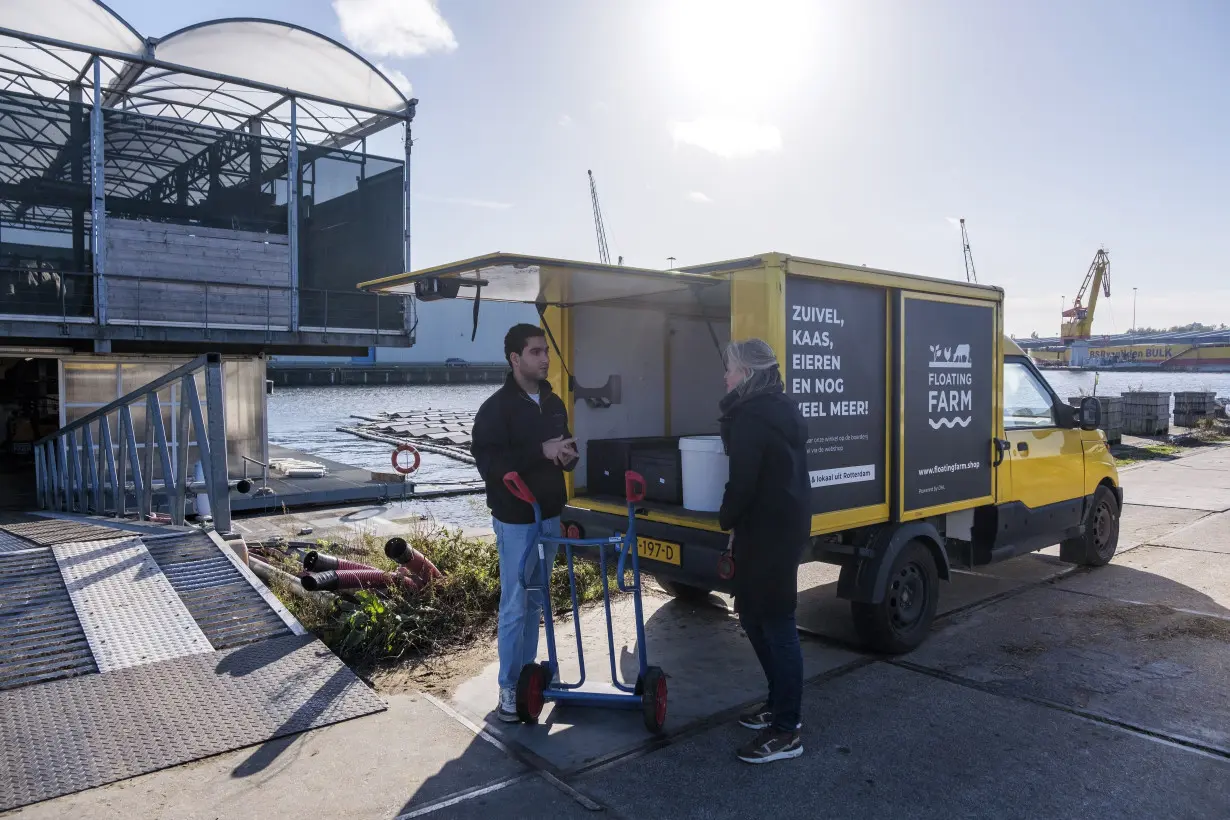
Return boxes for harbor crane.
[1060,248,1111,343]
[959,218,977,284]
[587,169,611,265]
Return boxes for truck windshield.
[1003,361,1057,429]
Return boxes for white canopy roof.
[0,0,413,144]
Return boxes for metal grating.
[145,533,293,650]
[0,519,137,547]
[0,633,387,811]
[0,530,35,554]
[52,537,213,672]
[0,550,98,691]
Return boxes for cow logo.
[928,343,971,368]
[927,342,972,428]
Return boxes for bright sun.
[659,0,822,109]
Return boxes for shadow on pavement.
[397,541,1230,816]
[572,555,1230,820]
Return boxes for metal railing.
[32,353,235,533]
[107,273,293,334]
[240,454,275,497]
[1,268,406,336]
[0,267,94,320]
[297,288,407,333]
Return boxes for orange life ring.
[392,443,421,475]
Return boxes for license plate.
[636,536,681,566]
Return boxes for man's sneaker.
[738,703,772,730]
[736,728,803,764]
[497,687,519,723]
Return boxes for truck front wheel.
[850,539,939,654]
[1060,485,1120,567]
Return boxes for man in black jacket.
[718,338,811,764]
[472,323,578,722]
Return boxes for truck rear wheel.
[655,577,712,603]
[851,539,939,654]
[1060,485,1120,567]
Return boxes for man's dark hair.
[504,323,546,366]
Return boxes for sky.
[108,0,1230,338]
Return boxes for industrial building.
[0,2,417,506]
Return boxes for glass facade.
[60,355,266,482]
[1,88,406,332]
[0,91,94,318]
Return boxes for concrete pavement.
[7,445,1230,819]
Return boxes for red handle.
[624,470,646,503]
[503,471,537,504]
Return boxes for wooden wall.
[104,220,291,328]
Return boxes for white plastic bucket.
[678,435,729,512]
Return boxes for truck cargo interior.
[363,254,734,525]
[567,285,731,524]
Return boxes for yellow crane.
[1060,248,1111,343]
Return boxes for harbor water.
[268,372,1230,528]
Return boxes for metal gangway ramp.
[0,354,385,811]
[0,514,385,811]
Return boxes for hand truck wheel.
[640,666,668,734]
[516,662,549,723]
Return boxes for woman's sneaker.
[497,687,518,723]
[738,702,772,730]
[736,728,803,764]
[738,703,802,731]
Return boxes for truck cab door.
[1001,359,1085,514]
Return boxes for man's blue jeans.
[739,611,803,732]
[494,516,560,691]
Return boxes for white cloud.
[333,0,457,58]
[377,63,413,95]
[670,118,782,159]
[558,114,574,128]
[417,195,512,210]
[686,191,712,203]
[945,216,962,229]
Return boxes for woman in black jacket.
[718,338,811,764]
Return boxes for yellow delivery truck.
[362,252,1122,653]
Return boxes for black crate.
[630,449,683,505]
[586,436,680,499]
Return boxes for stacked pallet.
[1122,391,1171,436]
[1068,396,1124,444]
[1173,392,1217,428]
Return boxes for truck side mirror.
[1079,397,1102,431]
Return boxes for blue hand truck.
[502,468,668,734]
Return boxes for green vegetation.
[262,524,614,668]
[1112,441,1182,467]
[1128,322,1228,334]
[1192,417,1229,443]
